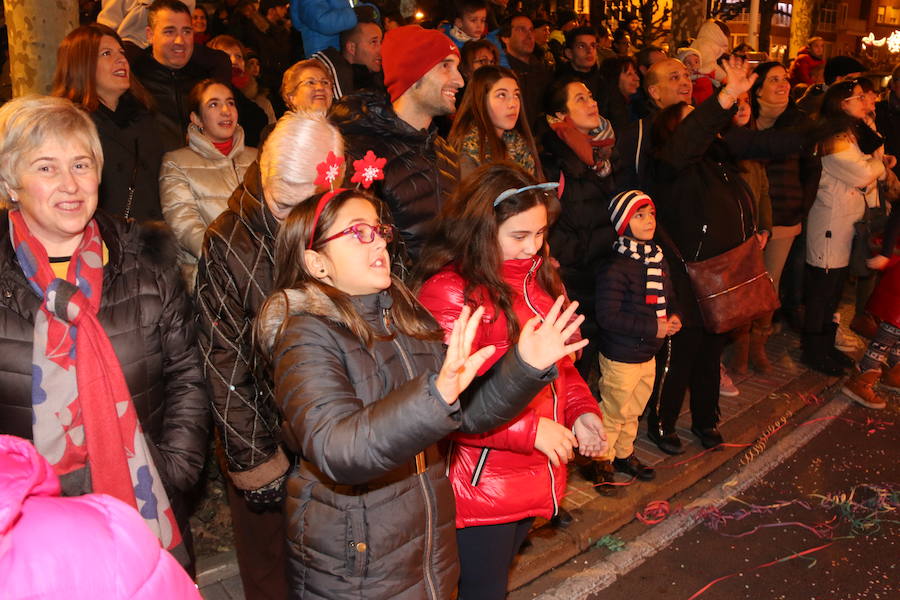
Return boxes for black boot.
[802,333,846,376]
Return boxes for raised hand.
[573,412,608,458]
[435,305,496,405]
[534,417,578,467]
[517,296,589,371]
[719,55,757,103]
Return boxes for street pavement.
[200,318,892,600]
[512,390,899,600]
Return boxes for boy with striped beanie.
[582,190,681,492]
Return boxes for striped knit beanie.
[609,190,654,236]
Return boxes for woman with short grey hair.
[0,95,208,575]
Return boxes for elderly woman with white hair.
[195,111,343,598]
[0,95,208,574]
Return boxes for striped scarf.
[613,236,667,319]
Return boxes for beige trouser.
[598,353,657,461]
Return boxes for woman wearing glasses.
[281,58,335,114]
[160,79,257,291]
[803,81,889,375]
[415,162,606,600]
[255,182,584,598]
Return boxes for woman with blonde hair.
[281,58,334,114]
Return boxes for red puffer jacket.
[419,257,600,528]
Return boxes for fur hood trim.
[257,284,348,356]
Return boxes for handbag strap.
[635,119,643,175]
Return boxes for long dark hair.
[51,23,152,112]
[449,65,542,176]
[749,61,789,119]
[818,80,861,151]
[413,162,564,342]
[260,189,441,351]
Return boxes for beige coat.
[160,124,257,290]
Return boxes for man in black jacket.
[329,25,462,270]
[875,63,900,180]
[500,13,553,129]
[130,0,240,151]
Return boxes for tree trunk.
[670,0,707,47]
[788,0,815,59]
[3,0,78,96]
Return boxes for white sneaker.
[719,363,740,397]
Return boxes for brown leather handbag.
[684,235,780,334]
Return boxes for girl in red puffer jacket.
[415,162,607,600]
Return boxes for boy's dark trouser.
[225,478,288,599]
[647,327,725,434]
[457,517,535,600]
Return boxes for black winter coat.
[876,94,900,179]
[258,285,555,599]
[130,45,231,152]
[91,93,165,221]
[0,210,209,510]
[195,162,287,488]
[329,90,459,266]
[539,121,615,331]
[647,96,759,328]
[594,254,675,363]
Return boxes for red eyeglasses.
[319,222,396,245]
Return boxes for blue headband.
[493,182,560,207]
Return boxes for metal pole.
[748,0,760,48]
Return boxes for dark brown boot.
[749,330,772,374]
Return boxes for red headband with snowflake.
[308,151,387,249]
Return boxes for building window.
[877,6,886,24]
[838,3,848,24]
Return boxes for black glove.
[242,471,288,512]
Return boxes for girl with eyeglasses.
[255,186,584,598]
[415,162,607,600]
[449,65,542,179]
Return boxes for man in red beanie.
[330,24,464,269]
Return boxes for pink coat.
[0,435,200,600]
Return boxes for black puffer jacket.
[195,162,288,490]
[258,285,555,600]
[539,120,616,331]
[91,92,165,221]
[329,90,459,265]
[0,210,209,499]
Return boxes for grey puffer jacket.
[258,284,555,600]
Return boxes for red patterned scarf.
[9,210,183,554]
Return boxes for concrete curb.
[525,391,852,599]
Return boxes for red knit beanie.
[382,25,460,103]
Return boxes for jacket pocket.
[344,506,368,578]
